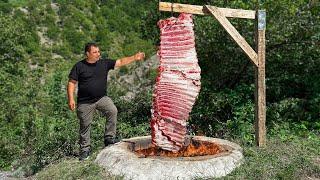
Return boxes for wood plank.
[204,5,258,66]
[254,29,266,146]
[159,2,256,19]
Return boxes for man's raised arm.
[115,52,145,68]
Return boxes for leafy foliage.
[0,0,155,175]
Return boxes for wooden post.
[255,10,266,146]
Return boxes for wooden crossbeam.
[159,2,256,19]
[204,5,258,67]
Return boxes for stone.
[95,136,243,180]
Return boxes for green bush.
[113,90,152,139]
[190,84,255,141]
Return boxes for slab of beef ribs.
[151,13,201,152]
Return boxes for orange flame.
[135,140,223,157]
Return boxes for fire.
[135,140,224,157]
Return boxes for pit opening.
[128,137,229,158]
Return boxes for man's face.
[86,46,100,61]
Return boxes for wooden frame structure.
[159,2,266,146]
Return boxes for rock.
[108,54,159,100]
[95,136,244,180]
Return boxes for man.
[67,42,145,160]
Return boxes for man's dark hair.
[84,42,98,55]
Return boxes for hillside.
[0,0,157,176]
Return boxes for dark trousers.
[76,96,117,152]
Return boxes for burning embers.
[135,138,225,158]
[151,13,201,152]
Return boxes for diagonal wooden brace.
[204,5,258,67]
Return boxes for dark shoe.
[104,137,121,147]
[79,150,90,161]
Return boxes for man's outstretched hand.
[134,52,145,61]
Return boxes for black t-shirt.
[69,58,116,104]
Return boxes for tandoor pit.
[134,137,223,158]
[95,136,243,180]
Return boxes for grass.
[220,134,320,179]
[8,0,29,7]
[34,151,123,180]
[33,134,319,180]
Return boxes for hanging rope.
[158,0,178,30]
[171,0,174,17]
[158,0,175,17]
